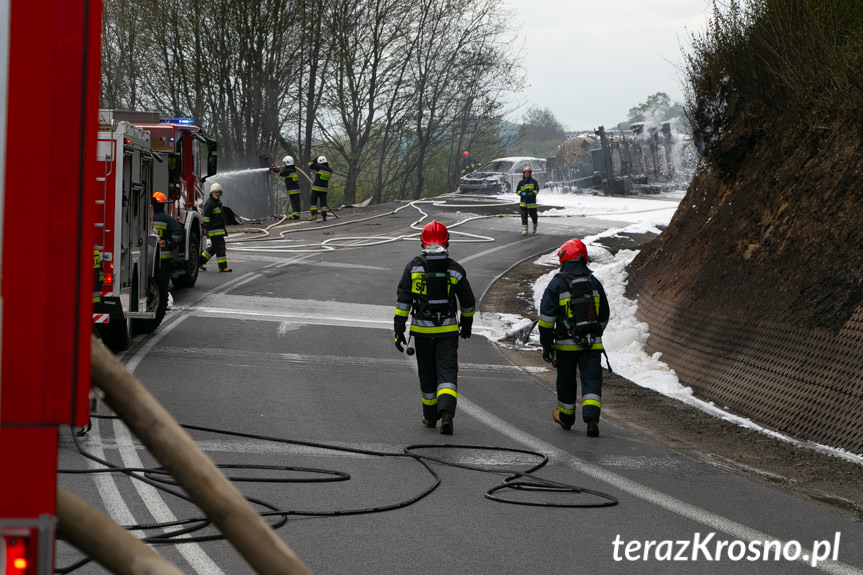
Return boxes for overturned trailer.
[549,122,696,194]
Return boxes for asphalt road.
[57,197,863,574]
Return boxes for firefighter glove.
[539,326,554,351]
[394,331,407,352]
[542,348,555,363]
[394,316,407,352]
[459,316,473,339]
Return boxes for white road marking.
[113,420,225,575]
[86,418,137,528]
[458,396,863,575]
[174,294,392,328]
[104,315,226,575]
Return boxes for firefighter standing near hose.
[271,155,302,220]
[307,155,333,221]
[394,221,476,435]
[199,183,232,272]
[538,238,610,437]
[517,165,540,236]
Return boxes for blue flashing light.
[160,118,195,125]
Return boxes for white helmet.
[210,183,222,193]
[283,155,294,166]
[317,155,327,164]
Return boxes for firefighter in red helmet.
[394,220,476,435]
[151,192,183,265]
[459,150,479,177]
[516,165,540,236]
[538,238,610,437]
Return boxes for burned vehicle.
[458,156,547,194]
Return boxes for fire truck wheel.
[133,273,170,334]
[173,230,200,289]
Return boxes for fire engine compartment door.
[204,136,218,179]
[122,147,153,306]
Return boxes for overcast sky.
[502,0,714,132]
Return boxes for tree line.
[101,0,523,204]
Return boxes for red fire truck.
[100,110,219,289]
[1,1,100,573]
[92,111,218,351]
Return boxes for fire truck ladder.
[95,151,112,261]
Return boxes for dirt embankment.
[481,232,863,520]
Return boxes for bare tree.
[101,0,146,109]
[101,0,522,203]
[319,0,414,204]
[406,0,514,199]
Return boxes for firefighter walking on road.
[200,183,232,272]
[517,165,540,236]
[538,238,610,437]
[272,155,302,220]
[394,221,476,435]
[307,155,333,222]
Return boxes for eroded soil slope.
[482,233,863,520]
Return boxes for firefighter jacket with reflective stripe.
[516,176,539,208]
[538,259,610,351]
[153,210,183,259]
[460,156,479,176]
[278,165,300,194]
[308,161,333,193]
[203,194,227,237]
[395,253,476,338]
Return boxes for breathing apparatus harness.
[416,246,456,327]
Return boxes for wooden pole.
[56,489,186,575]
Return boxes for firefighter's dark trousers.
[414,334,459,424]
[520,206,537,230]
[201,234,228,270]
[554,348,602,427]
[309,190,328,219]
[287,192,301,219]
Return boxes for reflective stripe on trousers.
[415,335,459,422]
[554,348,602,422]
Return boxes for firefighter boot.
[308,212,317,221]
[553,409,572,431]
[321,213,327,222]
[532,221,538,234]
[220,267,233,273]
[421,415,436,429]
[439,410,454,435]
[521,226,528,237]
[586,420,600,437]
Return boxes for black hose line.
[58,413,617,572]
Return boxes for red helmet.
[522,166,532,175]
[421,220,449,248]
[557,238,588,263]
[152,192,168,203]
[462,151,470,157]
